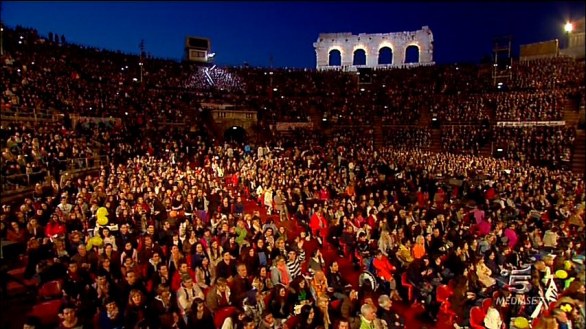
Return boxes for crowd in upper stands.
[512,57,586,90]
[493,126,577,167]
[494,91,565,122]
[441,126,491,156]
[0,25,585,329]
[382,127,431,150]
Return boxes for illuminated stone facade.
[313,26,434,71]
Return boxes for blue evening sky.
[2,1,584,68]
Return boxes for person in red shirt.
[309,207,328,244]
[319,185,330,202]
[372,250,400,300]
[6,221,26,243]
[45,213,67,238]
[366,208,378,231]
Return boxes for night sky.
[3,1,585,68]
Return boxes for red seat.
[263,291,273,309]
[140,264,149,278]
[285,315,300,329]
[437,300,457,328]
[28,299,63,326]
[439,300,456,317]
[7,267,26,279]
[38,280,63,300]
[213,306,238,328]
[469,306,486,329]
[146,278,154,294]
[401,272,414,302]
[330,299,342,312]
[436,284,453,303]
[481,298,492,313]
[6,276,38,296]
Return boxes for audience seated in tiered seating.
[493,126,576,167]
[441,125,491,155]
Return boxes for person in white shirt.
[176,276,204,323]
[484,304,503,329]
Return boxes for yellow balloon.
[97,207,108,217]
[97,216,108,226]
[555,269,568,279]
[513,317,529,329]
[91,236,103,247]
[86,242,93,251]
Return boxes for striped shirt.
[286,249,306,279]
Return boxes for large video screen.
[187,37,210,50]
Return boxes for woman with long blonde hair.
[378,230,395,257]
[316,295,333,329]
[310,270,329,299]
[412,235,426,260]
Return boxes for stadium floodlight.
[208,53,216,58]
[564,22,573,33]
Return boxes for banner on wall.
[520,39,559,61]
[275,122,314,131]
[496,121,565,127]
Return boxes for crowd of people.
[494,91,565,122]
[0,120,107,190]
[441,125,491,156]
[511,57,585,90]
[493,126,576,168]
[382,127,431,150]
[430,94,492,125]
[183,66,245,93]
[2,138,585,329]
[1,25,585,329]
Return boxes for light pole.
[1,2,3,56]
[139,39,145,83]
[564,22,574,49]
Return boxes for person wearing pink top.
[503,222,519,249]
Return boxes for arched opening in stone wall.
[224,126,247,144]
[405,45,420,64]
[378,47,393,65]
[328,49,342,66]
[353,49,367,66]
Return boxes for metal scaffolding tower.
[492,35,513,87]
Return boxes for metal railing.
[0,155,109,193]
[0,170,49,192]
[1,106,61,123]
[62,155,109,173]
